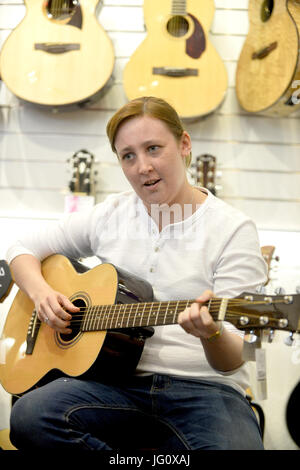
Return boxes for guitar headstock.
[68,149,95,196]
[226,292,300,333]
[190,154,219,195]
[0,259,13,302]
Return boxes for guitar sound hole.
[59,297,85,342]
[44,0,78,21]
[167,16,189,37]
[261,0,274,22]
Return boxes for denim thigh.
[10,375,263,450]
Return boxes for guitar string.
[70,298,282,311]
[65,310,281,327]
[68,298,286,317]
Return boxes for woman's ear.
[180,131,192,159]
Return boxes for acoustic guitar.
[0,0,114,107]
[0,254,299,395]
[236,0,300,116]
[123,0,228,120]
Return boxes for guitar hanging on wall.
[236,0,300,116]
[0,0,115,108]
[190,153,220,196]
[65,149,96,213]
[123,0,228,120]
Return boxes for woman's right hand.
[33,286,79,334]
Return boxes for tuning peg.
[274,286,286,295]
[268,329,275,343]
[284,332,294,346]
[244,330,258,344]
[256,285,266,295]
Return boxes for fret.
[85,306,93,331]
[90,306,98,331]
[94,305,101,331]
[155,301,162,326]
[163,301,170,325]
[112,304,121,329]
[173,301,180,323]
[131,302,139,328]
[123,303,133,328]
[113,302,121,329]
[89,306,96,331]
[139,302,147,327]
[102,304,110,330]
[171,0,186,15]
[82,305,89,331]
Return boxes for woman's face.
[114,115,191,212]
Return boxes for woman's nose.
[137,155,153,174]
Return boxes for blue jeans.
[10,374,263,450]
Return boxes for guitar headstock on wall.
[190,154,221,196]
[261,245,280,285]
[0,259,13,303]
[65,149,97,213]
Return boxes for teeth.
[145,179,159,186]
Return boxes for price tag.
[255,348,267,400]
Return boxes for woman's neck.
[147,185,208,232]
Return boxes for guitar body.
[0,255,153,394]
[123,0,228,120]
[236,0,300,116]
[0,0,114,107]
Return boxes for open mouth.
[144,179,161,187]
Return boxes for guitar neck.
[77,296,273,332]
[72,292,299,334]
[172,0,186,15]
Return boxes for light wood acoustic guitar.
[123,0,228,120]
[236,0,300,116]
[0,254,299,395]
[0,0,114,108]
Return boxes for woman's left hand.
[178,290,220,340]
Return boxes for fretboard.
[80,298,228,332]
[172,0,186,15]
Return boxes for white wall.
[0,0,299,450]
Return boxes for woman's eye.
[122,153,134,161]
[148,145,159,153]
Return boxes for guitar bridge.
[26,309,41,355]
[34,43,80,54]
[153,67,198,77]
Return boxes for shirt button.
[154,246,159,252]
[150,267,155,272]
